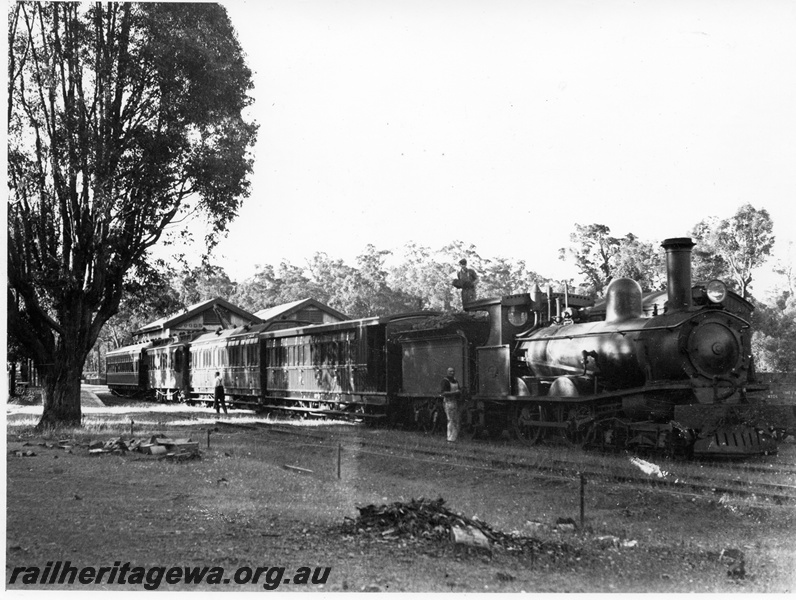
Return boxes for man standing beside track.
[213,371,228,416]
[441,367,462,442]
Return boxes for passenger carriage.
[106,341,152,396]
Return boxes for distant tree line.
[91,203,793,374]
[96,241,569,350]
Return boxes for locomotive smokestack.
[661,237,696,312]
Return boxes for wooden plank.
[282,465,313,474]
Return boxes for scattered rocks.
[11,435,202,461]
[595,535,621,549]
[555,517,577,532]
[522,520,545,532]
[451,524,492,554]
[9,450,37,457]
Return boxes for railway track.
[215,419,796,506]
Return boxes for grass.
[8,407,796,592]
[9,389,794,511]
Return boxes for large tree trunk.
[8,363,18,397]
[35,329,89,430]
[37,363,84,430]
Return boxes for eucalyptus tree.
[690,204,775,300]
[559,224,621,296]
[7,2,257,428]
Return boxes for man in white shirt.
[213,371,228,415]
[440,367,462,442]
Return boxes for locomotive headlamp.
[508,306,528,326]
[706,280,727,303]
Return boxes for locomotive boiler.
[464,238,774,456]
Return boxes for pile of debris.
[89,435,200,461]
[345,497,575,557]
[350,497,471,542]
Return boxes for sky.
[168,0,796,296]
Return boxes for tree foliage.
[558,224,619,295]
[559,225,665,295]
[7,2,257,427]
[752,243,796,373]
[752,292,796,373]
[174,263,236,307]
[387,243,456,312]
[690,204,775,300]
[100,259,184,350]
[105,213,793,376]
[612,234,666,292]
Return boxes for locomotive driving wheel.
[547,377,590,447]
[561,405,591,447]
[513,403,546,445]
[414,399,443,434]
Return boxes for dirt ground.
[5,389,796,593]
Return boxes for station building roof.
[254,298,348,330]
[133,297,262,342]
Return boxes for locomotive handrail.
[518,324,674,342]
[395,332,468,343]
[517,312,751,343]
[516,313,542,337]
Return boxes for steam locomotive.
[106,237,777,458]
